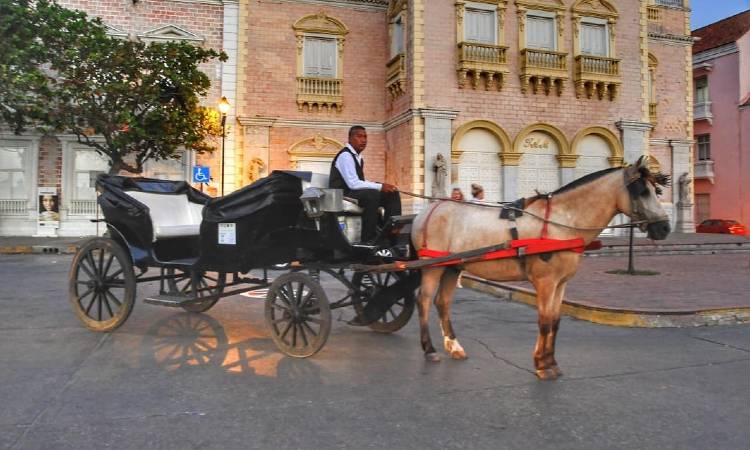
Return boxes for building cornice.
[648,32,694,46]
[238,116,384,131]
[270,0,388,11]
[419,108,460,120]
[616,120,653,132]
[384,109,417,131]
[693,42,739,65]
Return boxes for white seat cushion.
[126,191,203,240]
[342,197,364,214]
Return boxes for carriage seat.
[125,191,204,240]
[303,173,363,214]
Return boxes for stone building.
[692,10,750,226]
[0,0,694,236]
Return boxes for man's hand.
[380,183,398,193]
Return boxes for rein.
[398,190,649,232]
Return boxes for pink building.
[692,10,750,226]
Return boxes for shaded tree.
[1,0,227,174]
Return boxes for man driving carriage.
[329,125,401,244]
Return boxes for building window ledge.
[694,101,713,123]
[457,41,509,90]
[520,48,568,95]
[296,77,343,112]
[574,55,621,101]
[386,53,406,99]
[694,159,714,184]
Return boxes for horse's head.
[617,156,671,240]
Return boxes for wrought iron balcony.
[296,77,343,112]
[520,48,568,95]
[456,42,508,90]
[386,53,406,99]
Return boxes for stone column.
[499,153,522,201]
[421,108,459,198]
[238,117,275,187]
[671,139,695,233]
[616,120,652,163]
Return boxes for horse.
[410,156,671,379]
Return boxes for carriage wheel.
[265,272,331,358]
[352,271,416,333]
[68,237,136,332]
[166,269,226,313]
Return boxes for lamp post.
[218,96,230,196]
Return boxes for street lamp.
[218,96,230,196]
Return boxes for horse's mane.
[551,167,621,196]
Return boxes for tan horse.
[411,157,671,379]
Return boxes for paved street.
[2,253,750,449]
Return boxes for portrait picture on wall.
[38,187,60,224]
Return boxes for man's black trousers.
[345,189,401,242]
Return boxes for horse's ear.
[635,155,647,169]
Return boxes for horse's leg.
[434,268,466,360]
[532,278,562,380]
[417,267,444,362]
[543,281,567,377]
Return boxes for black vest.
[329,147,364,194]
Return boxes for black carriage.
[68,171,418,357]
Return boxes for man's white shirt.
[334,144,382,191]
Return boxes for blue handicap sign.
[192,165,210,183]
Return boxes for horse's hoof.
[535,369,559,380]
[425,352,441,363]
[450,350,468,360]
[551,366,563,377]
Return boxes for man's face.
[350,130,367,153]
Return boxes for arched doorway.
[454,128,503,202]
[514,124,569,198]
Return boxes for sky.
[691,0,750,30]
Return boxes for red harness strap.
[417,238,585,268]
[420,200,447,248]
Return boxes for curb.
[0,244,79,255]
[463,276,750,328]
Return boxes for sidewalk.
[2,233,750,327]
[465,234,750,327]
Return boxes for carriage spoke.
[291,323,298,347]
[305,317,323,324]
[86,252,100,277]
[105,290,122,308]
[279,320,293,342]
[97,248,105,276]
[298,324,309,347]
[78,260,97,280]
[272,302,291,313]
[102,292,114,318]
[272,316,291,325]
[102,253,115,278]
[84,293,97,314]
[301,320,319,337]
[77,287,95,302]
[107,268,123,281]
[96,293,103,321]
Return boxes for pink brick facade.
[692,11,750,226]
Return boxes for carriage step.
[144,293,200,307]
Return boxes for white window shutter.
[465,8,494,44]
[527,15,554,50]
[319,38,336,77]
[581,22,606,56]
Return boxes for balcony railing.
[519,48,568,95]
[577,55,620,76]
[694,160,714,183]
[459,42,507,66]
[653,0,684,7]
[647,5,661,21]
[694,101,713,122]
[522,49,567,71]
[649,102,658,123]
[296,77,344,112]
[69,199,100,216]
[386,53,406,99]
[457,42,509,90]
[0,199,27,215]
